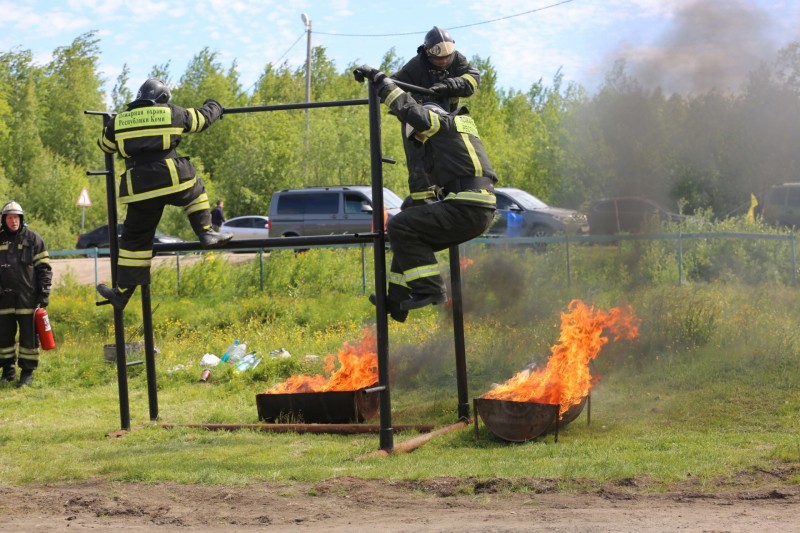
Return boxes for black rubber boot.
[368,293,408,323]
[17,369,33,388]
[199,230,233,249]
[97,284,135,310]
[1,365,15,383]
[400,292,447,311]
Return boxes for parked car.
[587,196,686,235]
[486,187,588,245]
[268,186,403,238]
[76,224,183,249]
[762,183,800,228]
[220,215,270,241]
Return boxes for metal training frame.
[85,80,471,452]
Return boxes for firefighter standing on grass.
[96,78,233,310]
[354,66,497,322]
[391,26,481,208]
[0,201,52,388]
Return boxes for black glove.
[204,98,224,119]
[37,293,49,308]
[432,78,463,95]
[430,82,450,95]
[353,65,386,84]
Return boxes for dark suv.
[268,186,403,238]
[587,197,686,235]
[486,187,588,239]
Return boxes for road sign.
[77,187,92,207]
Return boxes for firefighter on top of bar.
[354,65,497,323]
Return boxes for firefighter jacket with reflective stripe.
[391,50,480,112]
[97,100,223,204]
[0,227,52,305]
[382,88,497,205]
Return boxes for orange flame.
[460,257,475,271]
[482,300,639,416]
[264,327,378,394]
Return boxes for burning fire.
[482,300,639,416]
[264,327,378,394]
[460,257,475,271]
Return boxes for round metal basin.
[474,398,559,442]
[547,395,588,433]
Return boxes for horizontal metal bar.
[223,99,368,114]
[153,232,379,253]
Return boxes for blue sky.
[2,0,799,101]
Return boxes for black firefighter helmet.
[136,78,171,105]
[423,26,456,58]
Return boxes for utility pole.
[301,13,312,130]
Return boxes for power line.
[313,0,576,37]
[274,30,308,64]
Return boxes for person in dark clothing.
[96,78,233,310]
[0,201,52,387]
[211,200,226,231]
[355,66,497,322]
[391,26,481,207]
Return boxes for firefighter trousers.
[0,296,39,372]
[118,179,212,287]
[387,199,495,300]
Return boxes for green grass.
[1,247,799,493]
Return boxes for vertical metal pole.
[678,231,683,286]
[259,248,264,291]
[367,83,393,451]
[449,245,469,421]
[792,235,797,286]
[175,253,181,295]
[565,235,571,287]
[361,244,367,294]
[302,14,312,130]
[100,113,130,431]
[141,284,159,421]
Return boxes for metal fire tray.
[547,395,588,432]
[256,386,379,424]
[474,397,559,442]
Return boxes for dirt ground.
[34,258,800,532]
[0,476,798,532]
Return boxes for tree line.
[2,31,800,250]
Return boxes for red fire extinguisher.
[35,307,56,351]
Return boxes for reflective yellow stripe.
[99,134,116,153]
[461,73,478,91]
[0,244,8,251]
[388,271,408,287]
[119,178,197,204]
[184,192,210,215]
[119,247,153,268]
[461,133,482,176]
[166,158,179,186]
[411,191,435,200]
[187,108,207,133]
[0,345,15,354]
[421,112,440,138]
[33,251,49,262]
[403,263,440,282]
[383,87,403,107]
[115,127,183,141]
[443,190,496,206]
